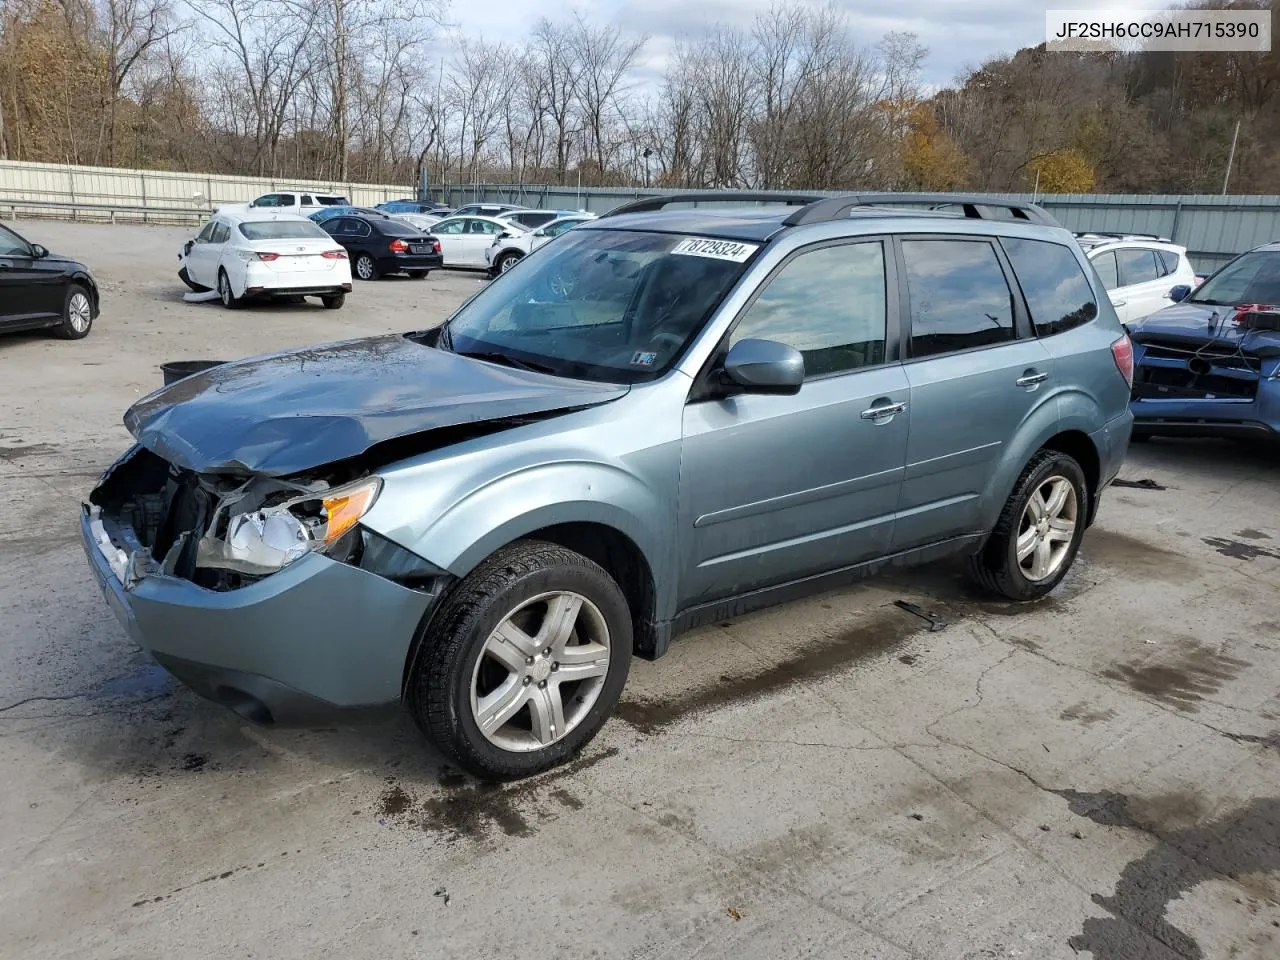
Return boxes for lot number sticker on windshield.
[671,237,759,262]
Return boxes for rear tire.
[53,284,93,340]
[408,540,631,781]
[1130,431,1153,443]
[217,269,242,310]
[967,450,1088,602]
[178,267,208,293]
[321,293,345,310]
[354,254,379,281]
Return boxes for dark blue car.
[1129,240,1280,440]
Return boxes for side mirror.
[1169,284,1192,302]
[31,243,48,258]
[720,338,804,395]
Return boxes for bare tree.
[570,12,646,179]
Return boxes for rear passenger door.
[892,236,1055,550]
[1113,246,1174,321]
[679,239,910,606]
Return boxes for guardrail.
[0,196,211,225]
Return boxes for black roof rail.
[599,192,826,218]
[782,193,1063,228]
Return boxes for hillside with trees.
[0,0,1275,193]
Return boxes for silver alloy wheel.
[499,253,520,273]
[1016,476,1078,582]
[218,272,231,304]
[67,292,91,333]
[470,591,611,753]
[356,256,374,279]
[548,271,575,297]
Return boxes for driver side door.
[0,224,46,325]
[677,238,910,609]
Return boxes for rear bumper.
[246,284,351,298]
[80,504,435,723]
[377,254,443,272]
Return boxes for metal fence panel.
[3,160,1278,273]
[440,184,1280,273]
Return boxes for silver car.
[82,192,1134,780]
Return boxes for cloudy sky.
[441,0,1124,87]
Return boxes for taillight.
[322,249,347,259]
[1111,335,1134,387]
[433,240,441,254]
[256,252,280,261]
[389,238,409,253]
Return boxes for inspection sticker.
[671,237,759,262]
[630,351,658,367]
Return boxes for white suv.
[1075,233,1198,324]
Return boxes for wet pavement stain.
[1102,638,1248,712]
[1060,702,1118,726]
[1203,537,1280,561]
[0,441,57,461]
[1222,730,1280,751]
[615,609,926,735]
[1056,788,1280,960]
[1235,529,1272,541]
[377,747,618,841]
[1083,529,1201,582]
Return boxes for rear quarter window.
[1001,237,1098,337]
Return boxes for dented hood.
[1129,301,1280,355]
[125,334,628,476]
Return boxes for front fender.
[364,458,678,614]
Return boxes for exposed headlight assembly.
[197,476,381,575]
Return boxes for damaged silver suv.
[83,193,1134,779]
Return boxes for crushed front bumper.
[81,503,435,723]
[1131,341,1280,439]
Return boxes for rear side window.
[302,195,315,205]
[209,222,230,243]
[1117,248,1159,286]
[1001,238,1098,337]
[1157,250,1179,276]
[901,239,1015,358]
[730,241,887,378]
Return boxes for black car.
[320,215,443,280]
[0,222,99,340]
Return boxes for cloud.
[443,0,1127,87]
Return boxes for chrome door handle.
[1016,372,1049,388]
[1111,299,1127,307]
[861,401,906,420]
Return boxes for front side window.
[1001,237,1098,337]
[902,239,1015,358]
[0,223,31,257]
[434,219,465,235]
[1190,250,1280,306]
[436,229,754,383]
[730,241,887,377]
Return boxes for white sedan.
[179,210,352,310]
[485,215,595,274]
[428,215,526,269]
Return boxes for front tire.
[53,284,93,340]
[354,254,379,281]
[217,269,242,309]
[496,251,523,274]
[409,540,631,781]
[967,450,1088,601]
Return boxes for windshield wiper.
[455,350,559,375]
[1188,298,1234,306]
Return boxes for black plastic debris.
[893,600,947,632]
[1112,477,1166,491]
[161,360,225,386]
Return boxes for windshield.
[1190,251,1280,306]
[438,229,756,383]
[239,220,330,240]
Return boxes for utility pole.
[1221,118,1241,195]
